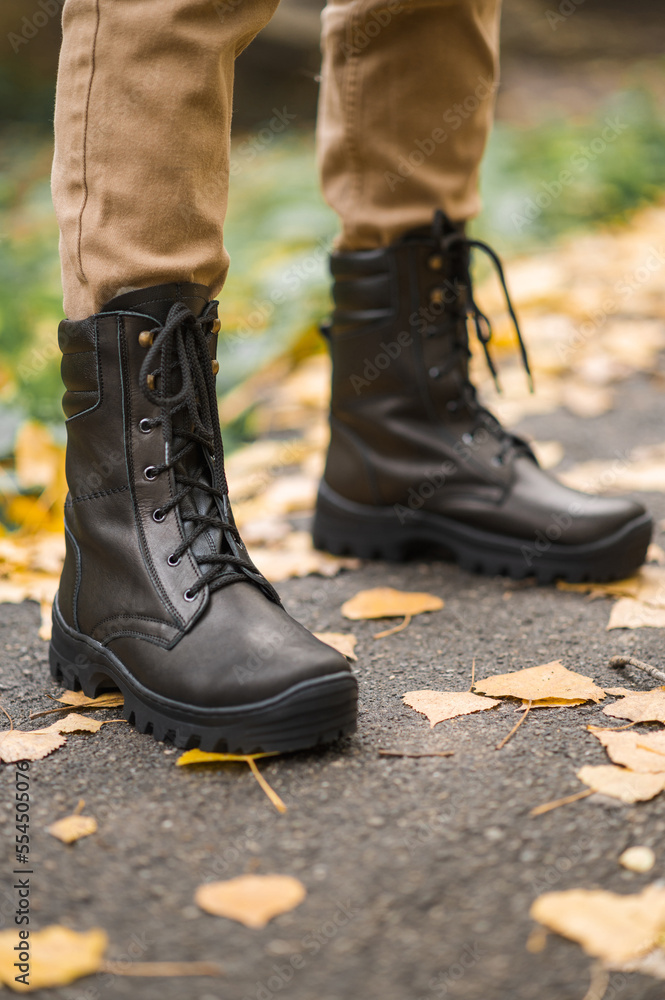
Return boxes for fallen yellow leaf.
[557,576,641,599]
[403,690,500,727]
[195,875,306,928]
[341,587,443,620]
[47,814,98,844]
[474,661,605,704]
[0,727,66,763]
[312,632,357,661]
[56,691,124,709]
[176,750,286,813]
[577,764,665,803]
[590,727,665,772]
[248,532,359,583]
[602,689,665,724]
[176,749,278,766]
[14,422,64,491]
[0,925,108,991]
[48,713,104,734]
[523,697,588,709]
[530,885,665,963]
[39,600,52,641]
[607,598,665,630]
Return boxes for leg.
[52,0,279,320]
[313,0,652,580]
[50,0,357,751]
[317,0,501,249]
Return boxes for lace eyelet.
[167,553,181,567]
[491,455,504,467]
[139,418,152,434]
[428,367,442,379]
[144,466,159,481]
[430,288,445,306]
[152,508,165,522]
[446,400,459,412]
[462,432,474,445]
[183,588,197,602]
[428,253,443,271]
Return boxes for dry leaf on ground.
[0,727,66,763]
[557,576,642,599]
[49,713,104,734]
[522,697,588,709]
[341,588,443,620]
[312,632,357,661]
[176,750,286,813]
[559,442,665,494]
[648,543,665,565]
[474,661,605,704]
[607,599,665,630]
[590,727,665,773]
[530,440,564,470]
[247,532,359,583]
[577,764,665,803]
[56,691,124,709]
[530,885,665,963]
[617,949,665,979]
[0,925,108,991]
[47,814,98,844]
[602,689,665,724]
[619,847,656,873]
[403,690,501,727]
[195,875,306,928]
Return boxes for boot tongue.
[101,282,210,324]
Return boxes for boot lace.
[430,210,535,464]
[138,301,279,602]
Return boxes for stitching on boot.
[65,317,103,421]
[67,485,129,504]
[64,520,82,632]
[118,319,184,628]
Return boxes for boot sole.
[313,482,652,583]
[49,598,358,754]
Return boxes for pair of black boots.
[49,215,652,753]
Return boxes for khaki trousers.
[52,0,501,319]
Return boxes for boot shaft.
[58,284,223,641]
[327,224,472,424]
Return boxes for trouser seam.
[75,0,101,284]
[344,4,363,213]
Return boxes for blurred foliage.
[481,88,665,248]
[1,88,665,442]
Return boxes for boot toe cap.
[106,582,354,709]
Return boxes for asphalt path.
[2,371,665,1000]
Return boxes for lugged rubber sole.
[313,482,653,584]
[49,598,358,754]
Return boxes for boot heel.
[313,485,411,561]
[49,599,119,698]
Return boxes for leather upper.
[58,283,351,707]
[323,229,646,545]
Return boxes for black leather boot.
[313,213,652,582]
[50,283,357,752]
